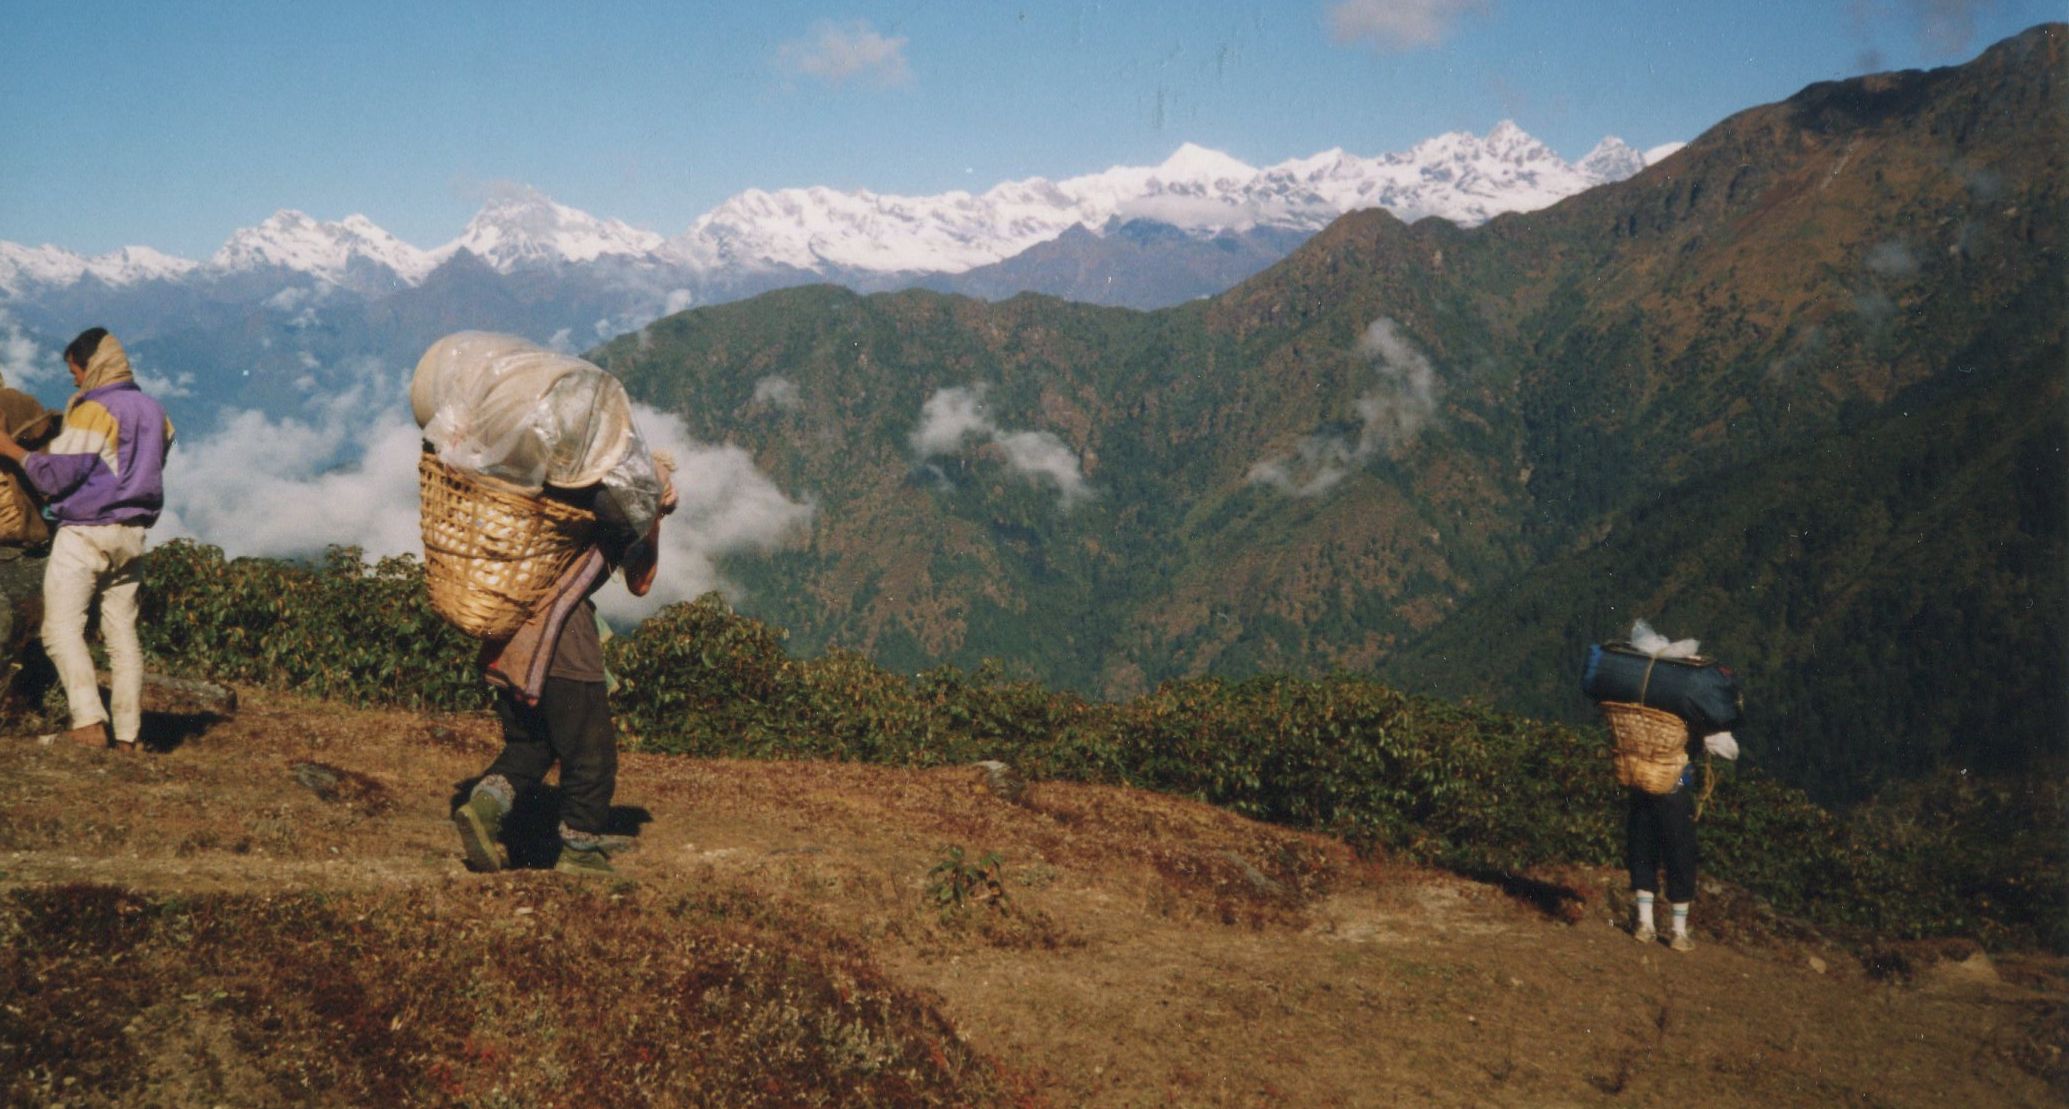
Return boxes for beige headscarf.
[77,333,135,393]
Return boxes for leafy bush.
[125,543,2066,949]
[139,540,485,711]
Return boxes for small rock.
[1928,951,2000,987]
[973,760,1027,804]
[1215,850,1284,898]
[1808,955,1828,974]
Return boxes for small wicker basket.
[418,452,596,640]
[1600,701,1690,795]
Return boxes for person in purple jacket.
[0,328,173,752]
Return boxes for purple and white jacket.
[23,381,174,528]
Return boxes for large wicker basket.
[1601,701,1690,794]
[418,453,595,640]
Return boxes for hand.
[658,471,679,516]
[0,428,23,464]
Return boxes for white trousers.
[42,524,147,741]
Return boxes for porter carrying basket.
[418,452,596,640]
[1600,701,1690,795]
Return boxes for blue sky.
[1,0,2054,257]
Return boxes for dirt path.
[3,688,2062,1105]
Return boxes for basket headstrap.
[1637,655,1658,703]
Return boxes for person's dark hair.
[63,327,110,370]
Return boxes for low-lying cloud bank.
[156,368,813,625]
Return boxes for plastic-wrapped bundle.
[411,332,661,536]
[1580,642,1744,735]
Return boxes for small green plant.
[926,846,1008,921]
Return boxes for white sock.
[1671,902,1691,937]
[1635,891,1655,931]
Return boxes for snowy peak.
[0,242,89,294]
[4,122,1674,295]
[1153,142,1260,185]
[667,123,1662,275]
[441,187,663,272]
[0,241,200,294]
[87,245,200,285]
[1577,136,1646,183]
[210,209,434,284]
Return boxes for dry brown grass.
[2,687,2063,1106]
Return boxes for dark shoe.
[553,846,615,877]
[63,722,108,749]
[453,792,505,873]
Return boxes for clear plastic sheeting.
[411,331,663,537]
[1629,619,1701,660]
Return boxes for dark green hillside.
[594,25,2067,801]
[1385,342,2067,805]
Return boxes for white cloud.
[777,19,914,88]
[1865,239,1920,278]
[159,405,426,559]
[752,375,801,409]
[0,312,57,390]
[593,404,815,622]
[1354,316,1440,446]
[909,385,995,456]
[1642,141,1687,165]
[131,364,195,399]
[663,288,696,315]
[909,384,1092,507]
[995,429,1092,507]
[263,287,309,312]
[1328,0,1491,51]
[1246,434,1360,498]
[1249,316,1441,497]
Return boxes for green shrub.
[138,540,485,711]
[126,543,2067,949]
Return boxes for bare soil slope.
[3,691,2062,1105]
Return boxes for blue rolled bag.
[1580,643,1744,735]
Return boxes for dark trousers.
[1625,788,1699,903]
[485,678,616,836]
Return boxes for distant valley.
[3,26,2062,811]
[593,25,2065,805]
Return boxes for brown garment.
[548,599,606,683]
[0,387,57,546]
[480,547,609,706]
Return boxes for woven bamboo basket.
[1601,701,1690,795]
[418,453,596,640]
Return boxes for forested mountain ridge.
[598,25,2065,804]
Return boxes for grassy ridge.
[123,541,2067,950]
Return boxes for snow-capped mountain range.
[0,123,1679,296]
